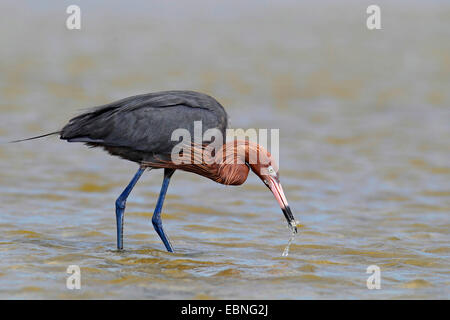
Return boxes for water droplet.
[282,221,299,257]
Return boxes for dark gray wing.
[60,90,228,154]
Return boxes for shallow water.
[0,0,449,299]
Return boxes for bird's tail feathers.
[9,131,61,143]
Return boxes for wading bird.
[14,90,297,252]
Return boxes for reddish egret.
[14,90,296,252]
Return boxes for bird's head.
[245,143,298,233]
[214,140,298,232]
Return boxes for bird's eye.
[268,166,275,175]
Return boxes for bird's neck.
[212,140,264,185]
[142,140,266,186]
[173,160,249,186]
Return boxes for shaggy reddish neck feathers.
[143,140,271,186]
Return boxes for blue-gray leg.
[152,168,175,252]
[115,167,146,250]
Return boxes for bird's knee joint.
[152,217,162,228]
[115,199,126,210]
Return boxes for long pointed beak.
[268,177,298,233]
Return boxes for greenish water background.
[0,0,449,299]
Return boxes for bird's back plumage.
[60,90,228,163]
